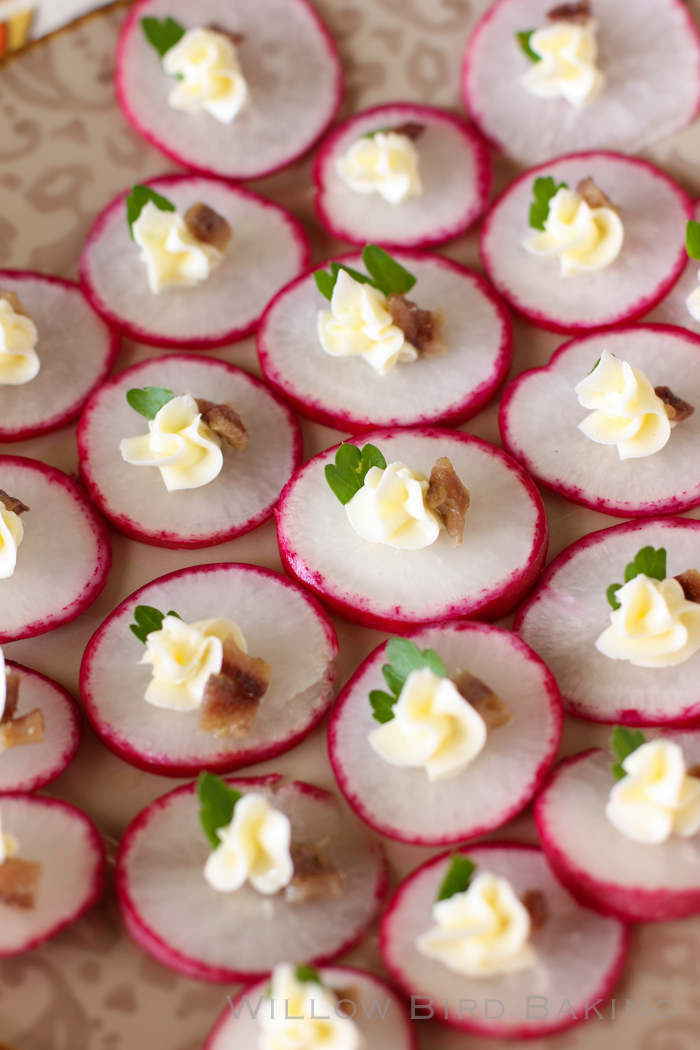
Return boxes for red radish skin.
[77,354,303,550]
[313,103,492,249]
[116,0,343,182]
[0,456,111,644]
[80,562,338,777]
[480,152,692,334]
[79,175,310,350]
[648,198,700,335]
[276,428,548,633]
[0,661,81,792]
[0,271,119,443]
[499,324,700,517]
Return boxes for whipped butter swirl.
[0,504,24,580]
[596,574,700,668]
[203,792,294,895]
[521,19,604,108]
[120,393,223,491]
[523,185,623,275]
[345,461,443,549]
[606,739,700,844]
[0,297,40,385]
[686,276,700,323]
[258,964,364,1050]
[132,201,224,294]
[336,130,423,205]
[163,27,248,124]
[140,616,246,710]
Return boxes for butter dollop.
[606,739,700,844]
[575,350,671,460]
[521,19,604,108]
[0,504,23,581]
[0,297,40,385]
[203,792,294,895]
[120,393,224,491]
[596,574,700,668]
[335,130,423,206]
[686,276,700,323]
[345,460,444,549]
[132,200,224,294]
[140,615,246,710]
[417,871,535,977]
[523,185,623,275]
[258,964,364,1050]
[162,27,248,124]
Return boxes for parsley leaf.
[129,605,181,643]
[313,269,336,301]
[324,442,387,505]
[516,29,539,63]
[126,386,175,420]
[687,220,700,262]
[587,356,601,376]
[610,725,646,781]
[295,965,321,983]
[436,854,476,902]
[605,546,667,609]
[606,584,622,611]
[126,184,176,238]
[141,16,186,58]
[197,772,243,849]
[529,176,568,231]
[369,690,397,724]
[313,245,416,301]
[369,637,447,724]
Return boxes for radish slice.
[116,776,387,982]
[516,517,700,726]
[205,966,416,1050]
[0,271,118,443]
[77,354,302,549]
[329,621,562,845]
[380,842,629,1039]
[276,428,547,632]
[79,175,310,349]
[500,325,700,517]
[314,104,492,249]
[463,0,700,167]
[480,152,691,334]
[536,737,700,923]
[116,0,342,181]
[0,793,105,956]
[0,456,111,643]
[0,661,80,792]
[258,252,512,432]
[81,562,338,776]
[648,199,700,334]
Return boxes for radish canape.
[649,203,700,335]
[79,175,309,349]
[258,247,512,431]
[81,562,338,776]
[536,727,700,923]
[500,325,700,517]
[516,518,700,725]
[480,152,691,334]
[313,103,492,249]
[0,650,80,792]
[116,774,387,981]
[0,272,118,443]
[0,793,105,957]
[276,429,547,632]
[463,0,700,167]
[77,353,302,549]
[0,456,111,643]
[380,842,628,1039]
[116,0,342,180]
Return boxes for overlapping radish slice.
[380,842,629,1039]
[0,456,111,643]
[81,563,338,776]
[77,354,302,549]
[648,199,700,334]
[535,735,700,923]
[329,622,562,845]
[116,776,387,982]
[116,0,342,180]
[314,104,492,249]
[463,0,700,167]
[0,793,105,957]
[0,661,81,792]
[79,175,310,349]
[500,325,700,517]
[258,252,512,431]
[276,428,547,632]
[0,271,118,442]
[481,152,691,333]
[516,518,700,725]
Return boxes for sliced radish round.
[276,428,547,632]
[516,517,700,725]
[77,354,302,549]
[116,0,342,181]
[535,737,700,923]
[259,252,512,432]
[0,456,111,643]
[329,622,562,845]
[500,325,700,517]
[0,793,105,956]
[314,104,492,249]
[81,562,338,776]
[380,842,628,1039]
[648,198,700,334]
[0,271,118,443]
[0,661,81,792]
[463,0,700,167]
[79,174,310,349]
[116,776,387,982]
[480,152,691,334]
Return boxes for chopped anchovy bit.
[284,841,343,903]
[0,857,42,909]
[387,293,446,358]
[675,569,700,603]
[0,491,29,516]
[184,202,233,253]
[521,889,548,932]
[452,669,511,728]
[391,122,425,141]
[654,386,695,424]
[548,0,591,24]
[576,176,617,212]
[195,398,248,450]
[426,456,470,546]
[199,635,271,738]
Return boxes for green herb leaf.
[126,183,176,238]
[126,386,175,420]
[606,583,622,611]
[610,725,646,781]
[197,772,243,849]
[314,269,336,301]
[423,648,447,677]
[529,176,568,231]
[624,546,667,584]
[370,637,448,723]
[361,443,387,474]
[516,29,539,62]
[324,441,387,505]
[687,220,700,262]
[329,261,375,287]
[141,16,186,58]
[129,605,181,643]
[381,664,405,696]
[361,125,393,139]
[295,965,321,984]
[587,356,601,376]
[362,245,417,297]
[436,854,476,902]
[369,690,397,724]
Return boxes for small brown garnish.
[195,399,248,451]
[184,203,233,253]
[687,763,700,778]
[675,569,700,603]
[387,294,446,358]
[391,122,425,142]
[0,491,29,516]
[426,457,470,547]
[548,1,591,24]
[576,177,617,212]
[452,670,511,729]
[208,24,245,46]
[0,673,44,751]
[521,889,548,932]
[284,841,343,904]
[0,289,32,320]
[334,987,361,1015]
[0,856,42,909]
[199,634,271,738]
[654,386,695,425]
